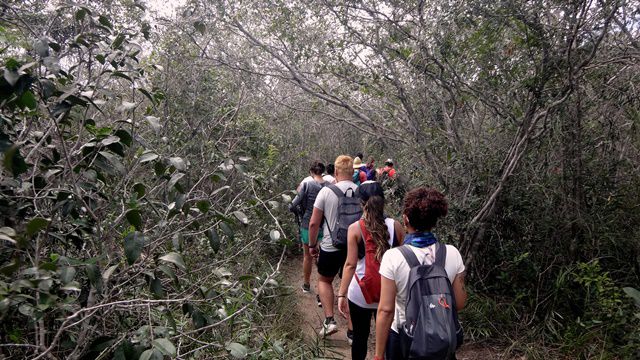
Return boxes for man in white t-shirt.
[374,187,467,360]
[308,155,358,337]
[322,163,336,184]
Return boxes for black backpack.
[398,244,463,359]
[326,184,362,250]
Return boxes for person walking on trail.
[289,161,327,294]
[323,163,336,184]
[374,187,467,360]
[337,181,404,360]
[352,157,367,186]
[365,157,377,181]
[308,155,359,338]
[377,158,397,180]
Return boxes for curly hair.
[402,187,448,231]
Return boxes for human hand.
[337,296,349,318]
[309,246,319,258]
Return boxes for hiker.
[377,158,397,180]
[289,161,327,294]
[352,157,367,186]
[308,155,360,339]
[323,163,336,184]
[365,157,377,181]
[337,181,404,360]
[374,187,467,360]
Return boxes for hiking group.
[290,155,467,360]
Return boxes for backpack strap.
[327,184,344,198]
[398,245,421,268]
[434,242,447,268]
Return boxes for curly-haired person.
[373,187,467,360]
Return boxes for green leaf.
[26,217,49,236]
[102,264,118,282]
[139,349,162,360]
[139,151,159,163]
[208,228,220,253]
[17,90,37,110]
[226,342,248,359]
[124,232,145,265]
[152,338,176,357]
[623,287,640,308]
[220,222,234,241]
[193,21,206,35]
[150,277,164,298]
[164,310,177,333]
[168,157,187,171]
[158,264,178,287]
[233,211,248,225]
[159,252,186,271]
[192,310,206,329]
[75,8,87,21]
[3,145,28,176]
[86,263,102,292]
[59,266,76,284]
[98,15,113,29]
[114,129,132,146]
[133,183,146,198]
[125,209,143,230]
[111,33,126,49]
[196,200,210,213]
[167,172,184,190]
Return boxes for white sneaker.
[319,319,338,337]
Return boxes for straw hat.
[353,157,363,168]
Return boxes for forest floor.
[283,253,515,359]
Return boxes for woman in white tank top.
[337,181,404,360]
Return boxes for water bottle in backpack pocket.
[398,244,464,359]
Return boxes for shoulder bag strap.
[434,242,447,268]
[327,184,344,198]
[398,245,421,268]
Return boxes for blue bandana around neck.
[404,232,438,248]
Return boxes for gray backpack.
[326,184,362,250]
[398,244,463,359]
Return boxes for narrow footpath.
[284,254,508,359]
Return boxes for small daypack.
[355,219,382,303]
[326,184,362,249]
[352,169,362,186]
[398,244,463,359]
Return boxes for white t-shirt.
[313,180,358,252]
[348,218,396,309]
[322,174,336,184]
[379,244,465,332]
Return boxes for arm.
[393,220,405,245]
[452,271,467,311]
[375,275,396,358]
[308,207,323,249]
[337,222,361,318]
[290,185,305,214]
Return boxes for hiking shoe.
[316,294,322,307]
[301,283,311,293]
[319,318,338,337]
[346,329,354,346]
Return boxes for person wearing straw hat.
[352,157,367,186]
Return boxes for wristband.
[373,356,383,360]
[337,295,346,298]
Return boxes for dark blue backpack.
[398,244,463,359]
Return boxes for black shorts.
[317,249,347,278]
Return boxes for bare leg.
[318,274,335,318]
[302,244,312,285]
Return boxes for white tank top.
[347,218,395,309]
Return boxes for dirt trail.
[284,254,508,359]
